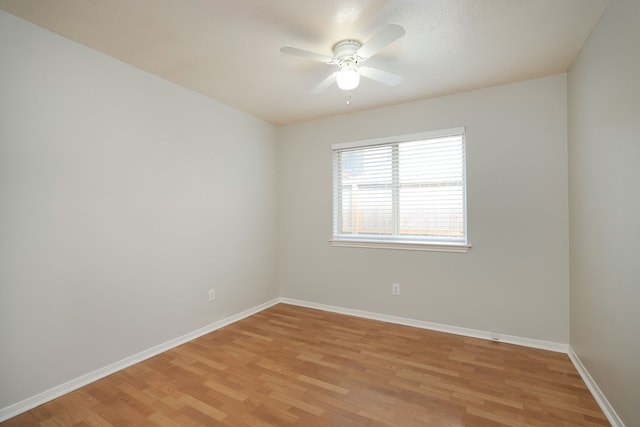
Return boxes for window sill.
[330,239,471,253]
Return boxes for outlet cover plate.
[392,283,400,295]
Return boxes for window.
[332,127,469,252]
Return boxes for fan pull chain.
[346,90,352,106]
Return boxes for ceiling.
[0,0,609,126]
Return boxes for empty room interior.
[0,0,638,426]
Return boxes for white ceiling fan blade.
[357,24,405,59]
[280,46,335,64]
[359,66,403,86]
[310,72,338,94]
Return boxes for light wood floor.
[3,303,609,426]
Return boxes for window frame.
[331,127,471,253]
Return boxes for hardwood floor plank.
[178,394,227,422]
[1,303,609,426]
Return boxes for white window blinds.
[332,128,467,247]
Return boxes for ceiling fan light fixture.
[281,24,405,94]
[336,64,360,90]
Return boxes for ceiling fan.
[280,24,405,94]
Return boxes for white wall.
[568,0,640,425]
[0,11,278,409]
[277,74,570,343]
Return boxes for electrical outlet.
[392,283,400,296]
[208,289,215,302]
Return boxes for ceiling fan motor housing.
[333,40,362,63]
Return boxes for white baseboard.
[0,298,280,422]
[279,297,568,353]
[280,298,626,426]
[2,297,624,427]
[568,346,626,427]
